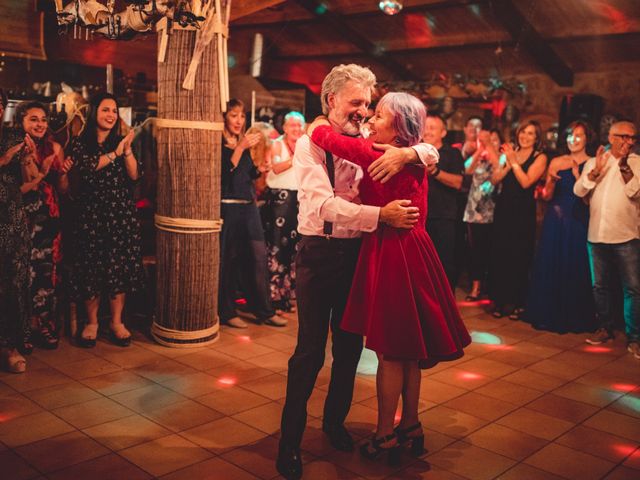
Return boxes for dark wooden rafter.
[292,0,420,80]
[491,0,573,86]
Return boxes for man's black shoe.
[322,423,354,452]
[276,445,302,480]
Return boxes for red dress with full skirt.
[311,126,471,368]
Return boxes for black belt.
[300,234,360,244]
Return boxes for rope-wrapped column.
[152,12,227,347]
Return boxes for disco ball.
[379,1,403,15]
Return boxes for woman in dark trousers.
[489,121,547,318]
[218,99,286,329]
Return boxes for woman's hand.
[60,156,74,174]
[24,134,37,156]
[502,142,517,166]
[115,130,135,156]
[238,132,262,151]
[40,153,56,177]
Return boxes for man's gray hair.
[611,120,637,134]
[320,64,376,115]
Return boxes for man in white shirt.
[276,64,438,480]
[574,121,640,359]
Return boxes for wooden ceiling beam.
[292,0,419,80]
[230,0,287,21]
[491,0,573,86]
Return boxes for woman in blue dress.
[525,121,596,333]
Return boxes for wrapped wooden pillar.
[151,25,222,347]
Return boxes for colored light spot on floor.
[459,372,483,380]
[218,377,237,386]
[583,346,612,353]
[611,383,636,393]
[357,347,379,375]
[471,331,502,345]
[238,335,252,343]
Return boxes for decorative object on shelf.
[379,1,403,16]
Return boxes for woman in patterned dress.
[69,93,144,347]
[16,102,73,352]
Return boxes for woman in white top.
[263,111,305,313]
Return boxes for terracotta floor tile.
[222,435,302,479]
[350,376,378,403]
[82,413,172,450]
[420,405,488,439]
[551,350,619,370]
[298,418,338,457]
[556,425,639,463]
[25,381,101,410]
[245,351,291,372]
[576,371,640,393]
[172,349,237,370]
[454,358,519,378]
[482,349,543,368]
[80,370,155,396]
[344,403,380,439]
[427,367,494,390]
[528,332,588,349]
[31,344,97,367]
[604,465,640,480]
[552,381,623,407]
[239,373,288,400]
[594,359,640,383]
[119,434,213,477]
[427,440,516,480]
[324,448,404,480]
[131,358,199,383]
[608,391,640,419]
[497,463,565,480]
[181,417,268,454]
[444,392,519,421]
[301,458,366,479]
[159,457,259,480]
[53,396,135,429]
[0,411,74,447]
[474,379,544,405]
[93,344,165,369]
[109,384,187,414]
[159,371,221,398]
[215,339,276,360]
[388,462,468,479]
[623,448,640,469]
[511,341,563,358]
[0,366,71,392]
[305,386,329,418]
[0,450,40,480]
[501,369,567,392]
[195,384,270,415]
[0,393,43,420]
[528,358,591,381]
[206,363,275,385]
[232,401,284,434]
[142,399,224,432]
[15,430,109,473]
[420,379,467,404]
[526,393,600,423]
[53,357,123,380]
[584,410,640,442]
[496,408,574,441]
[465,423,548,460]
[524,443,616,480]
[252,332,298,352]
[46,453,152,480]
[422,428,459,455]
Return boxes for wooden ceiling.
[2,1,638,91]
[227,0,640,90]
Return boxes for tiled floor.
[1,297,639,479]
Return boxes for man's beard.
[342,113,363,136]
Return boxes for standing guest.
[489,121,547,318]
[219,99,287,329]
[463,129,502,300]
[309,93,470,466]
[0,94,31,372]
[276,64,436,480]
[423,114,465,289]
[263,111,305,313]
[574,121,640,359]
[70,93,144,347]
[526,121,596,333]
[458,116,483,159]
[16,102,73,352]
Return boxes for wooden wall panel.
[0,1,46,60]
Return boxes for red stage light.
[583,346,612,353]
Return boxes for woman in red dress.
[310,92,470,463]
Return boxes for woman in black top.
[69,93,144,347]
[489,121,547,319]
[219,99,286,328]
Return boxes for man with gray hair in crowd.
[574,120,640,359]
[276,64,438,479]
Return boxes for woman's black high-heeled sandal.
[395,422,425,456]
[36,326,59,350]
[17,333,34,356]
[77,324,98,348]
[359,433,402,466]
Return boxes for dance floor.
[1,296,639,479]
